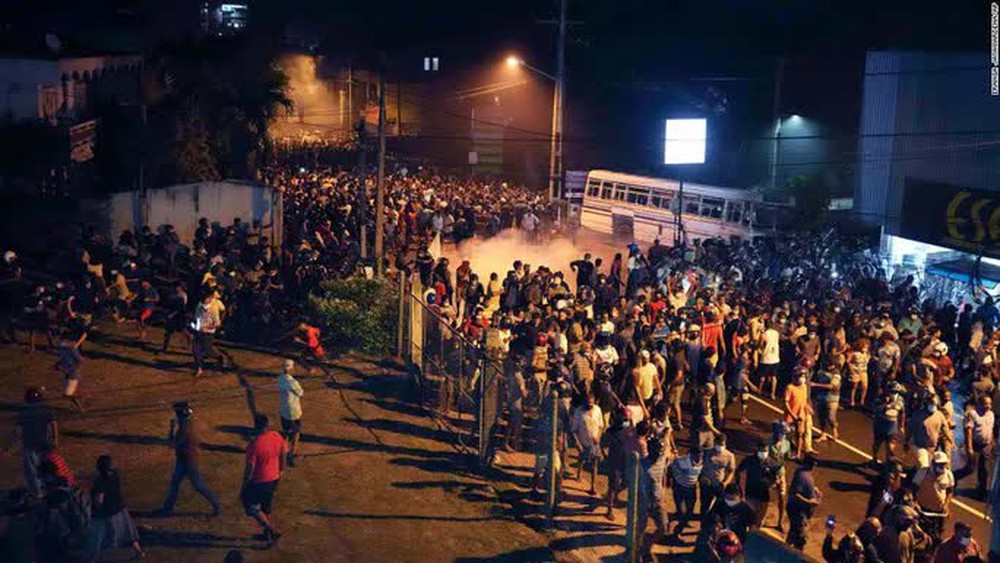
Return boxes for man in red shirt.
[241,414,287,544]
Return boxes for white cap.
[933,450,950,465]
[640,350,651,360]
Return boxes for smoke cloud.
[442,229,623,282]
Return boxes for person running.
[241,414,287,544]
[159,283,190,354]
[191,291,226,377]
[277,359,304,467]
[133,278,159,342]
[293,322,330,379]
[55,329,87,412]
[159,401,221,516]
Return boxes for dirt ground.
[0,323,557,563]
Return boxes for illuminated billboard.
[664,118,706,165]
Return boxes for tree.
[148,37,292,184]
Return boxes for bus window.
[725,201,743,223]
[659,194,674,210]
[614,183,628,202]
[627,187,650,206]
[586,178,601,197]
[600,182,613,200]
[650,195,661,208]
[683,195,701,215]
[700,198,724,219]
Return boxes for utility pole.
[375,55,387,278]
[547,0,567,210]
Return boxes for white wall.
[105,181,281,247]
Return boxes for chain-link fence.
[399,278,502,466]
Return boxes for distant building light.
[424,56,440,72]
[432,57,439,71]
[424,57,430,71]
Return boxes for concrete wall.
[105,181,281,248]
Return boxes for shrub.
[308,276,398,355]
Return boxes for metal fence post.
[624,451,641,563]
[545,389,559,527]
[477,354,487,466]
[396,272,405,359]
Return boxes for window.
[683,195,701,215]
[700,197,724,219]
[433,57,440,71]
[626,186,650,206]
[725,201,743,223]
[614,184,628,202]
[586,178,601,197]
[423,57,440,71]
[600,182,614,199]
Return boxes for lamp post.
[505,40,565,210]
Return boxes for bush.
[308,276,398,355]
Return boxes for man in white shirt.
[278,359,304,467]
[571,395,605,495]
[192,292,226,377]
[759,320,781,400]
[965,396,996,497]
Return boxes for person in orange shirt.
[784,367,817,460]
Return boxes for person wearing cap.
[914,450,955,544]
[933,521,983,563]
[160,401,221,516]
[845,337,871,410]
[277,360,304,467]
[866,460,906,519]
[875,503,930,563]
[786,454,822,550]
[963,395,995,498]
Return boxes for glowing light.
[664,118,707,165]
[505,56,522,69]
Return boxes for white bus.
[579,169,789,244]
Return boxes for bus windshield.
[753,205,781,229]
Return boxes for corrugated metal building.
[856,51,1000,235]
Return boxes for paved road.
[0,324,557,563]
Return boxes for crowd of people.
[1,147,999,562]
[417,232,1000,562]
[0,157,558,561]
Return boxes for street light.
[504,54,563,208]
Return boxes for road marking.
[746,394,987,520]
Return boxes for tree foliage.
[308,277,398,355]
[147,37,292,185]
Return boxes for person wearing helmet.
[159,401,221,516]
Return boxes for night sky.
[3,0,988,181]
